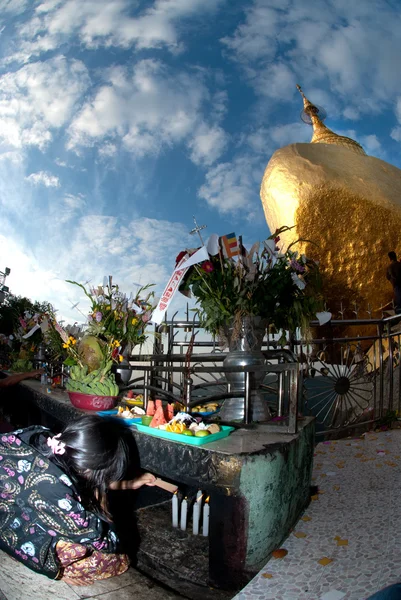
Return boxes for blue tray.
[97,410,234,445]
[190,409,220,417]
[97,410,141,427]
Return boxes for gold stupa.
[260,85,401,316]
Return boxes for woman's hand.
[131,472,157,489]
[108,472,157,491]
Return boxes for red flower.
[274,236,280,243]
[175,251,187,266]
[201,260,214,273]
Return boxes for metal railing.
[133,312,401,437]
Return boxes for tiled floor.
[234,428,401,600]
[2,429,401,600]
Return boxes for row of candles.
[172,490,209,536]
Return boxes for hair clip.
[47,433,66,455]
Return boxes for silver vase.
[114,358,132,386]
[220,316,271,422]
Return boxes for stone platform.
[0,380,315,598]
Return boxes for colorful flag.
[221,232,240,258]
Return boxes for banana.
[106,379,115,395]
[67,364,121,396]
[100,360,113,377]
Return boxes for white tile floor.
[234,428,401,600]
[2,428,400,600]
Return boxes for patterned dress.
[0,426,129,584]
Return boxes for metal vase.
[113,358,132,386]
[220,316,271,422]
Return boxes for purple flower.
[290,259,305,273]
[95,311,102,322]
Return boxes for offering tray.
[97,409,234,445]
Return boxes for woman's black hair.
[33,415,139,515]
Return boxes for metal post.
[244,371,251,425]
[398,333,401,414]
[378,322,384,419]
[277,372,284,417]
[183,376,192,413]
[387,322,394,411]
[288,366,298,434]
[143,369,150,411]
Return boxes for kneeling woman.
[0,415,155,585]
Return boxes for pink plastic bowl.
[67,392,117,411]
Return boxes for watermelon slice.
[150,405,167,428]
[146,400,155,416]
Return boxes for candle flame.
[173,491,177,496]
[206,496,210,503]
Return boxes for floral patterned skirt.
[56,540,130,586]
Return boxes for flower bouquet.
[56,278,155,408]
[178,226,325,346]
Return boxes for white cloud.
[0,56,89,151]
[0,150,23,164]
[360,134,381,155]
[0,213,191,324]
[67,59,226,166]
[222,0,401,118]
[188,124,228,166]
[221,4,278,62]
[7,0,226,63]
[55,158,67,167]
[198,156,262,214]
[391,127,401,143]
[98,143,118,158]
[25,170,60,187]
[0,0,29,15]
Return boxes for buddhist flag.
[221,232,240,258]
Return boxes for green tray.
[135,423,234,445]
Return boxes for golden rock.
[260,87,401,316]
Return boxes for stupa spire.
[296,84,366,155]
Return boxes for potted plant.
[55,278,155,410]
[179,227,324,344]
[177,226,325,421]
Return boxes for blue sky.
[0,0,401,326]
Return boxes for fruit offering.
[157,412,220,437]
[124,392,144,405]
[145,399,175,427]
[116,405,145,419]
[66,363,119,396]
[191,403,219,414]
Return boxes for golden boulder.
[260,87,401,317]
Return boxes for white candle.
[202,497,210,537]
[172,492,179,528]
[193,497,201,535]
[180,498,188,531]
